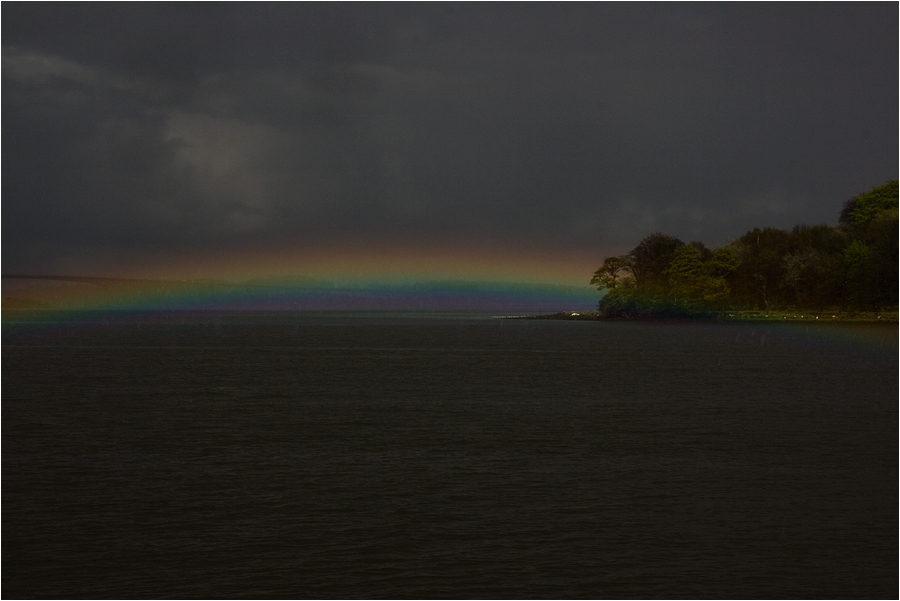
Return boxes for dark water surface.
[3,312,897,598]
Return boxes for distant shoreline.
[522,310,899,323]
[2,305,896,324]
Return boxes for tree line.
[591,180,898,317]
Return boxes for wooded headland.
[586,180,898,319]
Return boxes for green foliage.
[667,245,738,308]
[839,180,898,228]
[842,212,899,309]
[592,180,898,315]
[843,240,871,269]
[708,247,740,278]
[594,241,739,318]
[667,245,709,300]
[598,284,710,319]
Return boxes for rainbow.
[1,242,610,316]
[1,275,600,312]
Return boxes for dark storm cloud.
[3,3,897,275]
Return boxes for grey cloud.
[2,3,897,276]
[3,47,119,87]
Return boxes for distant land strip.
[525,310,898,323]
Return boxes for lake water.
[3,311,897,598]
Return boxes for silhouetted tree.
[625,232,684,291]
[590,256,632,291]
[730,227,792,309]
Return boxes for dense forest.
[592,180,898,317]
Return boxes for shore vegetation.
[591,180,898,319]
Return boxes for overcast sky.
[3,3,897,282]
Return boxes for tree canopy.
[839,180,899,228]
[592,180,898,317]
